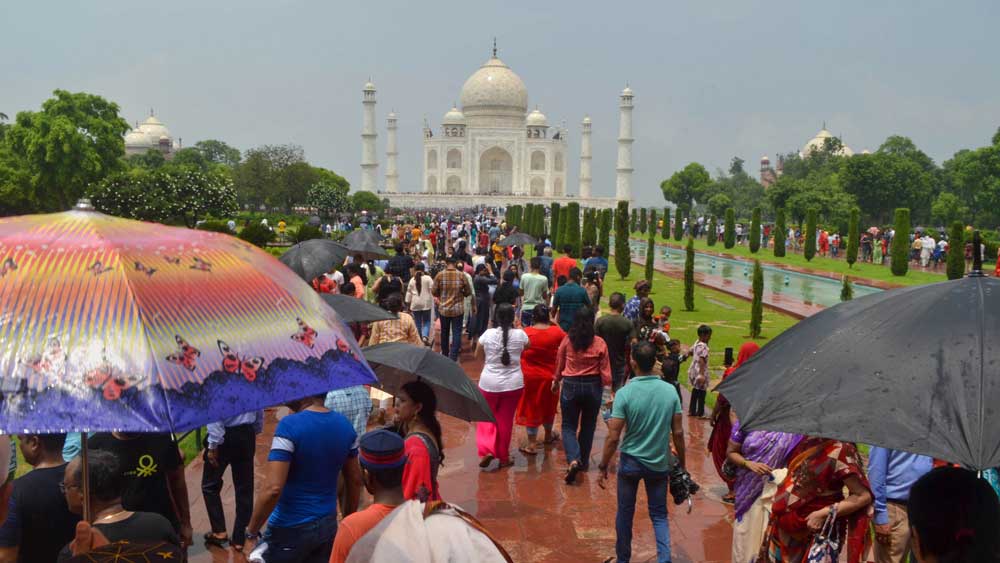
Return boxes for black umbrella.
[279,239,350,282]
[342,229,388,260]
[498,232,537,247]
[362,342,495,422]
[308,215,322,227]
[319,294,397,323]
[717,275,1000,470]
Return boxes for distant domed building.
[800,125,854,158]
[124,111,179,158]
[760,124,857,187]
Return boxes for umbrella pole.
[82,438,92,522]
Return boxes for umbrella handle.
[82,438,92,523]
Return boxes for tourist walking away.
[686,325,712,417]
[515,304,565,455]
[0,433,79,562]
[709,342,759,503]
[761,437,873,563]
[906,467,1000,563]
[243,394,362,562]
[87,432,192,549]
[387,242,415,284]
[519,257,550,327]
[552,245,577,290]
[433,255,471,361]
[553,306,611,484]
[471,263,498,340]
[405,263,434,345]
[623,280,651,322]
[584,245,609,278]
[552,267,591,331]
[725,422,802,563]
[595,292,637,391]
[59,450,180,558]
[394,381,444,502]
[660,339,686,406]
[329,430,408,563]
[597,341,685,563]
[491,270,519,323]
[202,410,262,550]
[366,293,422,347]
[868,447,933,563]
[476,303,529,470]
[325,383,375,508]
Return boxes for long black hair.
[908,467,1000,563]
[413,262,425,295]
[494,303,515,366]
[400,380,444,463]
[568,305,596,351]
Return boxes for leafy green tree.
[846,208,860,267]
[294,225,324,243]
[550,202,561,242]
[673,210,684,241]
[661,162,711,218]
[749,207,761,253]
[170,147,211,171]
[750,260,763,337]
[638,207,648,234]
[946,221,965,280]
[5,90,130,211]
[233,144,310,211]
[615,201,631,279]
[644,209,657,285]
[566,202,582,257]
[841,152,932,225]
[684,236,695,311]
[662,207,671,240]
[351,190,385,215]
[804,208,818,261]
[931,192,969,225]
[707,215,717,246]
[239,223,275,248]
[701,160,766,219]
[127,149,167,170]
[599,208,611,253]
[0,146,35,215]
[308,181,351,219]
[774,209,786,257]
[583,208,597,247]
[707,193,732,218]
[195,139,241,168]
[890,208,911,276]
[840,275,854,301]
[723,208,736,248]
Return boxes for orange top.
[329,503,397,563]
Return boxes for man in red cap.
[329,429,407,563]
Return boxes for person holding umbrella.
[907,467,1000,563]
[708,342,760,504]
[475,303,529,470]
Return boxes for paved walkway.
[186,343,734,563]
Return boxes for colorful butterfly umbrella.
[0,202,376,434]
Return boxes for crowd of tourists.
[0,208,998,563]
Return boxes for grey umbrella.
[362,342,495,422]
[717,275,1000,470]
[319,294,397,323]
[498,232,537,247]
[342,229,388,260]
[279,239,350,282]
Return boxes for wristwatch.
[598,463,609,472]
[245,529,262,541]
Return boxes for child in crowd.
[686,325,712,417]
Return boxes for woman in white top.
[405,263,435,345]
[474,303,529,470]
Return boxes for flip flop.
[479,454,495,468]
[519,446,538,456]
[543,434,560,445]
[203,533,228,547]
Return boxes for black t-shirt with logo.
[0,464,80,563]
[87,433,183,529]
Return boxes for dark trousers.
[689,388,706,417]
[439,314,464,361]
[560,375,603,468]
[201,424,255,544]
[260,513,337,563]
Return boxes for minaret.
[385,111,399,193]
[616,85,634,201]
[360,79,378,192]
[579,116,592,199]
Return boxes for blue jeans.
[262,513,337,563]
[616,453,671,563]
[520,309,535,328]
[412,309,431,340]
[439,314,463,361]
[560,375,602,468]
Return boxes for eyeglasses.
[58,482,79,493]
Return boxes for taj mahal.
[363,45,628,209]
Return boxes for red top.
[402,434,441,502]
[552,256,577,289]
[521,325,566,382]
[555,335,612,387]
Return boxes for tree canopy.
[661,162,711,216]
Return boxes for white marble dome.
[442,106,466,125]
[138,115,170,143]
[802,127,853,157]
[526,107,548,127]
[459,56,528,113]
[124,128,149,148]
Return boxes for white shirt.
[921,236,936,250]
[406,275,435,311]
[477,327,529,392]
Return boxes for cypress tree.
[566,202,582,257]
[638,208,648,234]
[749,207,761,253]
[630,208,637,233]
[506,205,518,229]
[684,236,695,311]
[521,204,532,233]
[947,221,965,280]
[557,206,570,249]
[583,209,598,247]
[615,201,631,279]
[840,275,854,301]
[750,260,763,337]
[533,205,544,239]
[550,202,561,245]
[724,208,736,248]
[599,208,612,254]
[645,210,657,285]
[804,208,817,261]
[774,208,787,257]
[846,208,859,267]
[707,215,718,246]
[674,210,684,241]
[890,208,910,276]
[662,207,671,240]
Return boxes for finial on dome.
[149,108,154,117]
[492,37,497,58]
[823,120,827,130]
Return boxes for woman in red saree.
[761,437,872,563]
[708,341,759,502]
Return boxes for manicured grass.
[629,232,953,287]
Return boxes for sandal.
[204,533,228,547]
[519,445,538,456]
[479,454,495,468]
[565,461,582,485]
[543,433,560,445]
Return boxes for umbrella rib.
[976,279,986,467]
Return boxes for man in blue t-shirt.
[243,394,362,562]
[552,267,591,331]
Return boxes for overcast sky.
[2,1,998,208]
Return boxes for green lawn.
[629,232,953,287]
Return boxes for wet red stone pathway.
[186,346,734,563]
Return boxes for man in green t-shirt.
[594,292,636,391]
[598,341,685,563]
[519,257,550,327]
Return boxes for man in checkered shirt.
[432,255,471,361]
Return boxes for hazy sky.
[3,1,998,207]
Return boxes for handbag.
[806,504,843,563]
[721,459,739,481]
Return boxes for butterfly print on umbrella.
[291,318,317,348]
[134,261,157,277]
[218,341,265,382]
[163,255,181,265]
[87,260,113,276]
[0,258,16,277]
[165,335,200,371]
[190,257,212,272]
[84,364,137,401]
[336,337,360,361]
